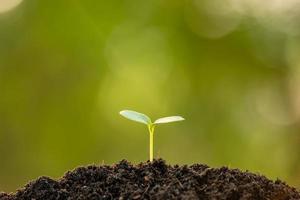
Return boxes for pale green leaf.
[154,116,185,124]
[119,110,152,125]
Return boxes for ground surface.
[0,159,299,200]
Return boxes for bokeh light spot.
[0,0,23,13]
[184,0,241,39]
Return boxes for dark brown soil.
[1,159,299,200]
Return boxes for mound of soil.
[1,159,299,200]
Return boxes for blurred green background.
[1,0,300,192]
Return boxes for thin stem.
[148,124,155,162]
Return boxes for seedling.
[119,110,185,162]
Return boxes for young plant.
[119,110,185,162]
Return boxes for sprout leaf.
[154,116,185,124]
[119,109,185,162]
[120,110,151,125]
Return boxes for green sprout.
[119,110,185,162]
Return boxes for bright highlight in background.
[0,0,22,13]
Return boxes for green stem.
[148,124,155,162]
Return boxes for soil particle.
[1,159,299,200]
